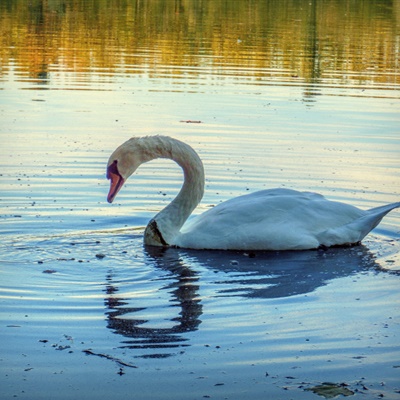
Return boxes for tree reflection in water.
[103,243,388,358]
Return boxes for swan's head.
[106,139,145,203]
[107,137,162,203]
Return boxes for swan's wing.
[175,189,374,250]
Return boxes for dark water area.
[1,1,400,399]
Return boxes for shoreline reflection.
[1,0,399,91]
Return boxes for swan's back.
[174,189,398,250]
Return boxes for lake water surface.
[1,1,400,399]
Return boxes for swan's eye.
[107,160,119,179]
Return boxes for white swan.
[107,135,399,250]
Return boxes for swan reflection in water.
[104,250,202,358]
[103,244,385,358]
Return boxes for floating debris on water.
[305,382,354,398]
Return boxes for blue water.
[1,1,400,398]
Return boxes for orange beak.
[107,161,125,203]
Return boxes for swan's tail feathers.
[318,202,400,248]
[361,201,400,233]
[366,202,400,217]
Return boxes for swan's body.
[107,135,399,250]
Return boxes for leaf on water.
[305,382,354,398]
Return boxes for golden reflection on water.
[1,0,399,89]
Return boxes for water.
[1,1,400,399]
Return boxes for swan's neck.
[142,136,205,246]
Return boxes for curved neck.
[142,136,205,246]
